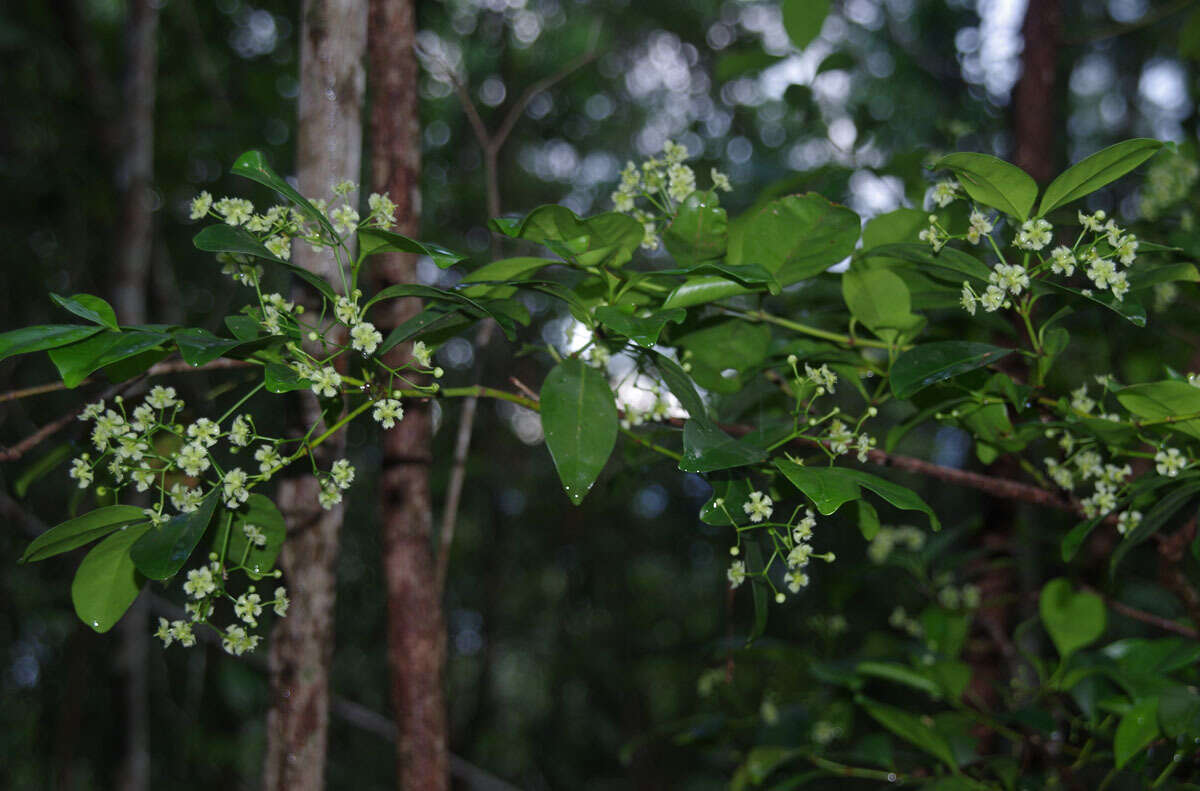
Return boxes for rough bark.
[368,1,450,787]
[262,2,365,790]
[1013,0,1062,183]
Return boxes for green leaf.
[890,341,1013,400]
[225,315,260,341]
[461,257,558,298]
[50,293,120,331]
[858,697,958,771]
[594,306,685,348]
[130,491,220,580]
[71,522,151,633]
[48,330,169,388]
[20,505,148,564]
[1039,280,1146,327]
[214,494,286,579]
[856,661,942,697]
[857,500,881,540]
[678,421,767,473]
[676,320,771,394]
[935,152,1037,221]
[1118,380,1200,440]
[738,193,860,285]
[774,461,860,515]
[1110,481,1200,575]
[378,306,472,354]
[1114,697,1160,769]
[700,479,753,526]
[364,284,514,341]
[839,469,940,530]
[230,150,336,238]
[540,358,618,504]
[781,0,829,49]
[1182,8,1200,59]
[1039,578,1105,661]
[0,325,104,365]
[1037,139,1163,217]
[660,275,756,309]
[264,362,310,393]
[193,224,337,302]
[173,328,251,367]
[491,205,643,268]
[863,242,992,284]
[663,190,727,265]
[667,261,780,293]
[357,227,465,269]
[1159,687,1200,738]
[14,443,74,498]
[862,208,929,250]
[1061,513,1106,562]
[653,351,710,426]
[842,266,923,340]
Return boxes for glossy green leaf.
[660,275,755,309]
[890,341,1012,400]
[594,306,685,348]
[1118,380,1200,440]
[856,500,881,540]
[364,284,514,341]
[678,421,767,473]
[357,227,465,268]
[856,661,941,697]
[193,224,337,302]
[842,266,922,339]
[858,697,958,771]
[173,328,249,367]
[51,293,120,331]
[461,257,558,297]
[663,190,727,265]
[1114,698,1160,769]
[1039,578,1105,661]
[674,262,779,293]
[264,362,310,393]
[863,242,992,283]
[922,607,971,659]
[1040,280,1146,327]
[231,150,336,237]
[676,320,771,394]
[130,490,220,580]
[225,315,260,341]
[774,461,860,515]
[839,469,940,530]
[700,479,753,525]
[0,325,103,364]
[862,208,928,250]
[540,358,618,505]
[215,494,286,579]
[652,351,709,426]
[20,505,148,564]
[48,330,169,388]
[781,0,829,49]
[71,523,150,633]
[491,205,643,268]
[739,193,860,285]
[1037,139,1163,217]
[378,306,472,354]
[935,152,1037,221]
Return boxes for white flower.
[918,215,948,252]
[792,509,816,543]
[1049,246,1076,276]
[330,459,355,490]
[990,263,1030,296]
[1044,458,1075,491]
[254,444,281,476]
[666,162,696,203]
[1109,271,1130,301]
[222,467,251,508]
[411,341,433,368]
[960,282,978,316]
[189,191,213,220]
[221,625,260,656]
[330,204,360,234]
[175,442,211,477]
[827,419,854,456]
[368,192,397,228]
[242,523,268,548]
[930,180,959,208]
[804,363,837,393]
[373,398,405,429]
[966,210,993,244]
[169,483,204,513]
[171,620,196,647]
[229,415,253,447]
[68,455,93,488]
[334,294,361,325]
[1015,218,1052,251]
[156,617,174,646]
[1117,510,1143,536]
[711,168,732,192]
[234,592,264,626]
[264,235,291,261]
[1070,385,1095,414]
[143,505,168,527]
[318,484,343,510]
[79,399,106,421]
[183,566,217,599]
[187,418,221,448]
[787,543,813,569]
[214,197,254,226]
[1085,256,1118,290]
[980,284,1006,312]
[784,570,809,593]
[131,468,156,493]
[310,366,342,398]
[273,586,290,617]
[1079,209,1106,233]
[1156,447,1188,477]
[350,321,382,355]
[855,433,876,463]
[130,404,155,433]
[743,490,774,523]
[1073,450,1103,479]
[1114,234,1138,266]
[727,560,746,588]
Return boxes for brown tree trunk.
[1013,0,1062,183]
[111,4,157,789]
[368,1,450,788]
[262,2,365,790]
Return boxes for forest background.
[2,0,1200,789]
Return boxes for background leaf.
[70,523,150,633]
[1039,578,1105,661]
[540,358,618,504]
[20,505,148,564]
[935,152,1037,221]
[1037,139,1162,217]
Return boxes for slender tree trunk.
[262,2,365,790]
[111,4,157,789]
[1013,0,1062,183]
[368,1,450,788]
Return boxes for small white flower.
[411,341,433,368]
[273,586,290,617]
[804,363,838,393]
[169,483,204,513]
[368,192,397,228]
[131,468,156,493]
[980,284,1006,312]
[784,570,809,593]
[254,444,281,476]
[264,235,291,261]
[711,168,732,192]
[330,459,355,490]
[1049,246,1076,276]
[318,483,343,510]
[189,191,213,220]
[242,523,268,548]
[370,397,404,427]
[175,442,211,477]
[1156,447,1188,477]
[350,321,382,355]
[234,592,264,626]
[1015,218,1052,251]
[183,566,217,599]
[187,418,221,448]
[229,415,253,448]
[1116,510,1143,536]
[222,467,251,508]
[727,560,746,588]
[792,509,817,543]
[146,385,179,410]
[214,197,254,226]
[743,491,774,523]
[156,617,174,646]
[966,210,993,244]
[68,455,94,488]
[310,366,342,398]
[930,180,959,208]
[330,204,360,234]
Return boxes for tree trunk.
[112,3,157,789]
[1013,0,1062,184]
[262,2,365,790]
[368,1,450,788]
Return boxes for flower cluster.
[610,139,732,250]
[716,491,834,602]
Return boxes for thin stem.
[722,307,897,350]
